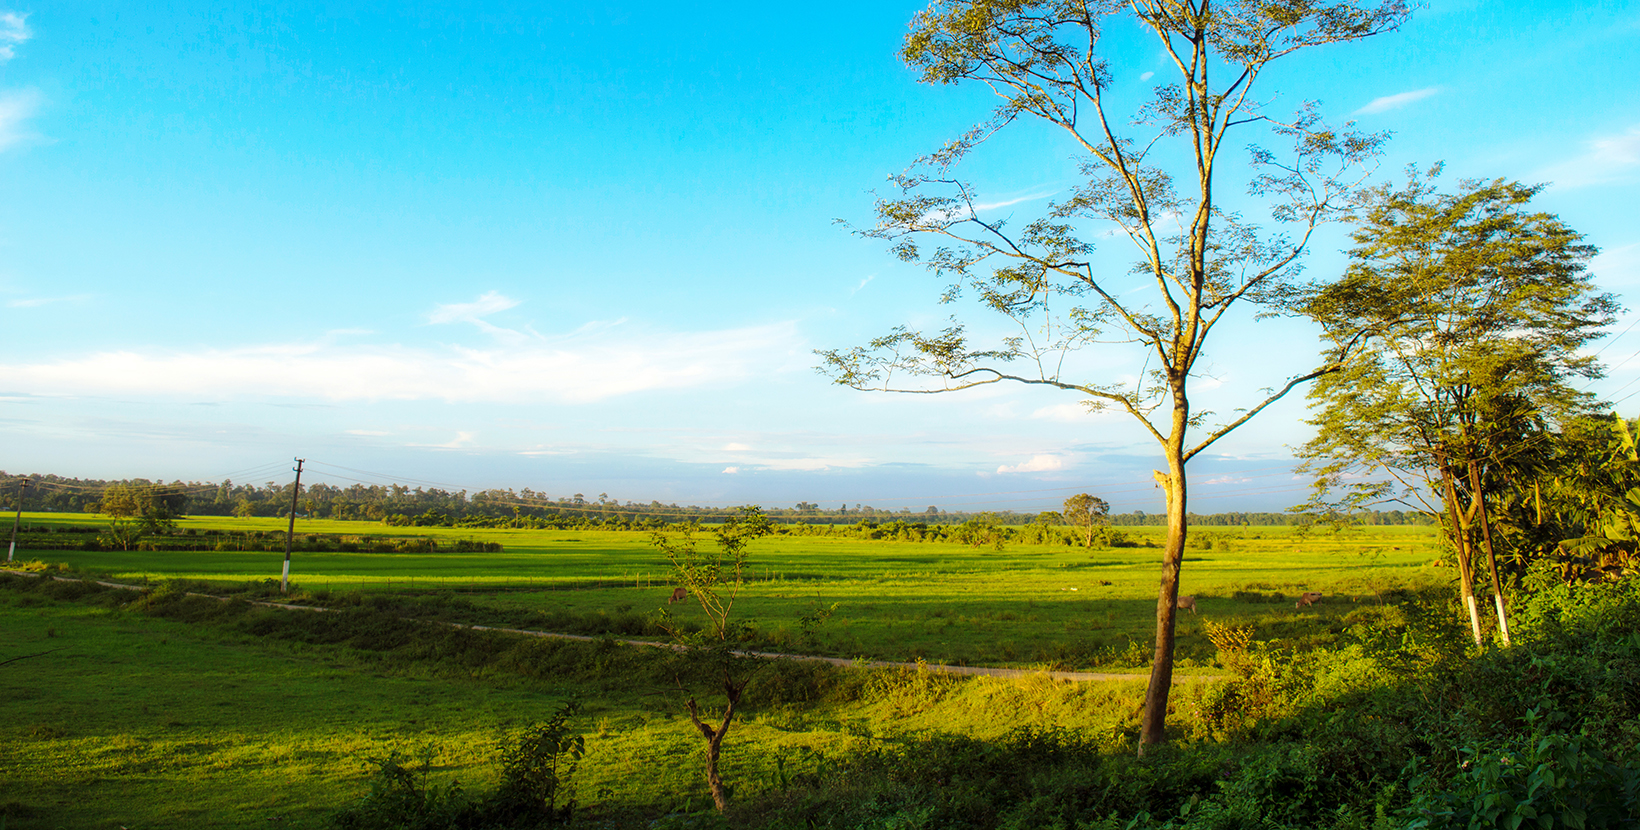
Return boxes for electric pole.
[281,459,305,593]
[6,478,29,563]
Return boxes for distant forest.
[0,471,1434,528]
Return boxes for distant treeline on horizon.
[0,471,1435,528]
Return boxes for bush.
[331,701,585,829]
[332,748,474,830]
[1406,726,1640,829]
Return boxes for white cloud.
[1353,87,1439,115]
[0,12,30,62]
[0,89,42,152]
[1203,475,1251,485]
[345,429,390,436]
[1537,125,1640,188]
[722,442,752,451]
[1140,71,1154,81]
[0,320,803,404]
[722,466,740,474]
[996,454,1066,474]
[849,274,875,296]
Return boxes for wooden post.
[281,459,305,594]
[6,478,28,563]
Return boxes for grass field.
[7,513,1448,669]
[0,575,1162,829]
[0,512,1497,829]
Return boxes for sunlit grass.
[10,513,1449,670]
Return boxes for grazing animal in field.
[1296,591,1323,609]
[668,586,688,604]
[1176,595,1197,614]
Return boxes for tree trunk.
[704,729,728,812]
[1441,469,1484,646]
[685,677,742,813]
[1467,459,1512,646]
[1138,441,1188,751]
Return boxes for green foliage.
[1064,494,1112,548]
[333,748,474,830]
[488,701,586,825]
[1298,167,1619,580]
[97,518,146,551]
[653,506,773,643]
[332,702,586,830]
[1406,730,1640,830]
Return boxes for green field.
[7,513,1448,669]
[2,513,1467,828]
[0,573,1165,828]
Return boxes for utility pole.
[7,478,29,563]
[281,459,305,594]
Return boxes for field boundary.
[1,569,1214,684]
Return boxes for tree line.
[0,471,1430,530]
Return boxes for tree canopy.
[1297,168,1619,641]
[822,0,1410,747]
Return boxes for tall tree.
[1297,169,1618,643]
[820,0,1408,748]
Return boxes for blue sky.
[1,1,1637,513]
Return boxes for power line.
[1591,314,1640,359]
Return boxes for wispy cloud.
[721,466,740,474]
[411,431,476,449]
[427,290,535,344]
[921,190,1056,224]
[7,294,91,308]
[0,89,42,152]
[1536,125,1640,188]
[1353,87,1439,115]
[997,454,1066,474]
[0,12,30,62]
[849,274,875,297]
[0,321,803,404]
[345,429,391,436]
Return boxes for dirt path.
[3,570,1217,684]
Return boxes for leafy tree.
[98,483,183,531]
[1486,414,1640,585]
[820,0,1407,747]
[1034,509,1065,526]
[649,506,773,812]
[1062,493,1111,547]
[1297,168,1618,643]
